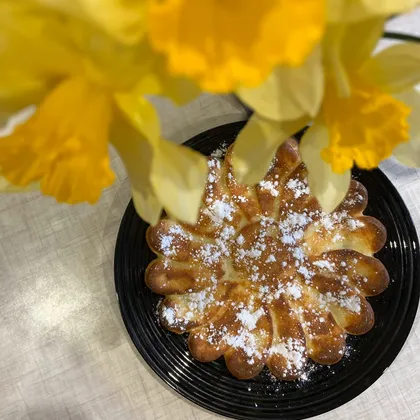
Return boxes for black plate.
[114,121,420,420]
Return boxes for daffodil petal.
[118,45,201,104]
[0,74,48,124]
[231,114,308,185]
[0,2,82,77]
[0,2,76,121]
[393,88,420,167]
[0,1,155,95]
[238,46,323,122]
[78,0,146,44]
[340,18,385,69]
[114,93,160,144]
[322,25,351,98]
[150,140,208,224]
[300,122,351,213]
[154,61,202,105]
[323,18,384,97]
[0,105,36,136]
[361,43,420,93]
[34,0,146,44]
[328,0,417,22]
[111,117,162,225]
[361,0,418,15]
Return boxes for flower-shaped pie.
[145,139,389,380]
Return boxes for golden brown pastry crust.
[145,139,389,380]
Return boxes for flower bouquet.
[1,0,420,224]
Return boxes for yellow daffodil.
[148,0,326,92]
[328,0,419,23]
[233,17,420,213]
[0,0,206,225]
[33,0,147,44]
[303,21,420,211]
[148,0,419,93]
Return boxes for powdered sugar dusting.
[162,306,176,325]
[319,292,361,313]
[286,178,310,199]
[313,260,336,272]
[225,328,262,363]
[259,180,279,197]
[347,218,364,231]
[266,254,276,263]
[159,224,193,257]
[271,338,306,374]
[237,308,265,330]
[204,195,235,225]
[151,149,382,384]
[287,283,302,299]
[211,141,229,158]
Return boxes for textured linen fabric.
[1,12,420,420]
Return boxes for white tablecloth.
[1,12,420,420]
